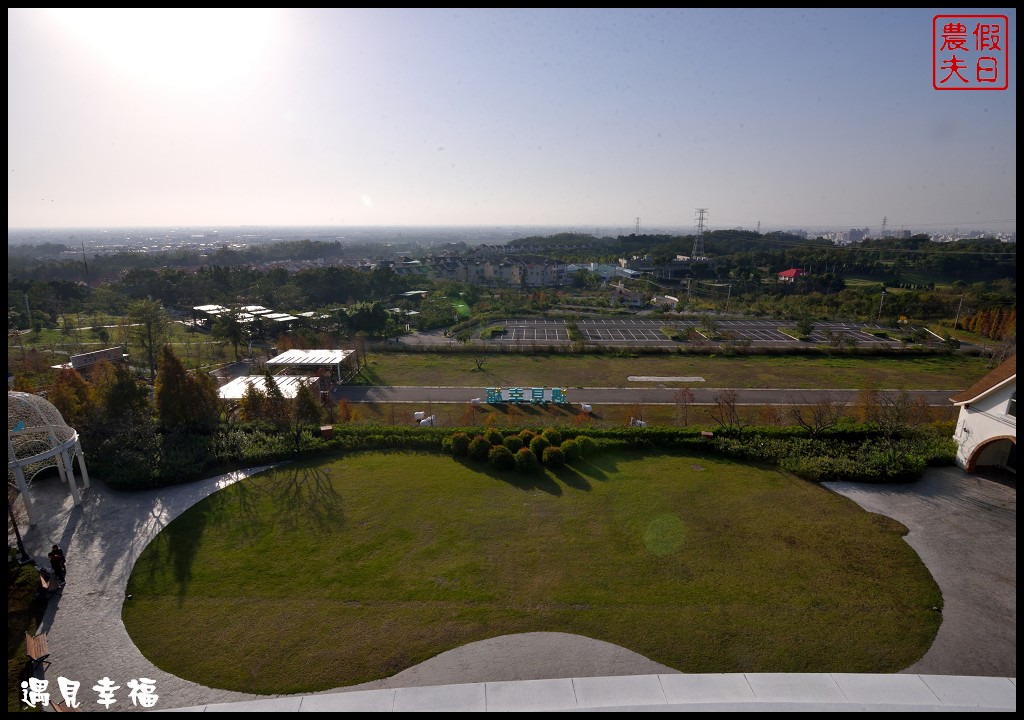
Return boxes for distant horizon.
[7,222,1014,238]
[8,9,1015,235]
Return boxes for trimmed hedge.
[514,446,540,473]
[488,444,516,470]
[542,445,565,468]
[529,435,551,459]
[560,438,581,462]
[97,413,959,491]
[468,435,491,462]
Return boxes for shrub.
[450,432,471,456]
[502,435,524,453]
[514,446,540,473]
[488,444,516,470]
[518,429,537,444]
[542,445,565,468]
[529,434,551,459]
[485,428,503,446]
[560,438,581,461]
[468,435,491,462]
[576,435,598,457]
[541,427,563,446]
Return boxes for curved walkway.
[15,464,1015,712]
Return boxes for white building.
[950,355,1016,473]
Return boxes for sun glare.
[49,8,277,91]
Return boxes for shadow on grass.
[551,464,591,491]
[155,463,344,598]
[452,457,563,496]
[568,455,618,482]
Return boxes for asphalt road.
[332,385,957,407]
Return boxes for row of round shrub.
[449,427,597,473]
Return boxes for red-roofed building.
[777,268,808,282]
[950,355,1016,473]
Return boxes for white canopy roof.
[218,375,320,400]
[266,349,353,367]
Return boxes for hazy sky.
[7,8,1017,234]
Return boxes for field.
[123,451,941,695]
[352,352,987,390]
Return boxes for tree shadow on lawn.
[154,462,344,598]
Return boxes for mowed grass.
[123,451,941,695]
[356,352,985,390]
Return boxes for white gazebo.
[8,391,90,524]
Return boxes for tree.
[129,298,168,383]
[156,345,221,432]
[796,317,815,338]
[87,360,151,421]
[862,388,929,439]
[292,381,323,454]
[155,345,192,430]
[262,369,290,427]
[787,391,847,438]
[673,387,695,426]
[48,368,91,430]
[212,309,245,360]
[709,389,751,432]
[699,313,719,339]
[240,382,267,422]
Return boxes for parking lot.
[485,318,931,347]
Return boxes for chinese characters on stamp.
[934,15,1009,90]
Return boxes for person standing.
[49,545,67,584]
[48,553,67,585]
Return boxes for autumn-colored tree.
[48,368,90,429]
[337,398,351,423]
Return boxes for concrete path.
[13,463,1015,712]
[824,467,1016,679]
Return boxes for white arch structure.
[7,391,90,525]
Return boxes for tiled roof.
[949,354,1016,404]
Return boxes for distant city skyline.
[8,8,1017,234]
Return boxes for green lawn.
[354,352,985,390]
[123,451,941,695]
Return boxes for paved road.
[333,385,957,407]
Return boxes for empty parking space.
[488,318,911,347]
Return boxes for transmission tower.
[692,208,708,258]
[756,221,761,235]
[634,217,641,234]
[880,216,887,238]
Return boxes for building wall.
[954,381,1016,470]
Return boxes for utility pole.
[877,289,886,322]
[953,295,964,330]
[725,284,732,313]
